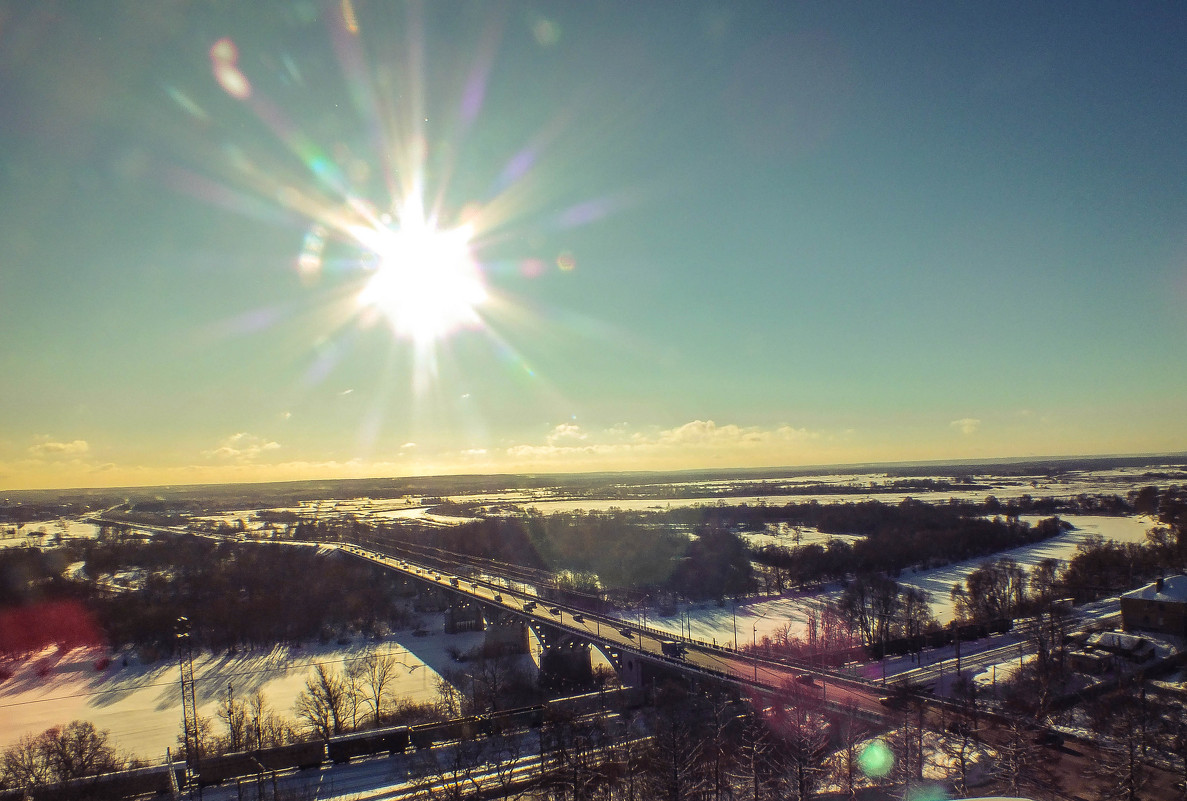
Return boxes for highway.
[333,542,890,721]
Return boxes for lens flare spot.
[210,37,251,99]
[857,739,893,778]
[165,86,208,121]
[297,224,327,283]
[210,37,238,64]
[341,0,359,34]
[531,16,561,47]
[557,251,576,271]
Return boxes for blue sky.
[1,1,1185,490]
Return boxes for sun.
[356,205,488,344]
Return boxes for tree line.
[289,497,1078,608]
[0,531,421,658]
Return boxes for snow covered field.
[1,519,100,548]
[628,514,1158,647]
[0,501,1163,762]
[0,620,493,761]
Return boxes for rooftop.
[1122,574,1187,603]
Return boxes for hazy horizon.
[3,3,1185,491]
[4,450,1184,497]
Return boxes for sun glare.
[356,210,487,344]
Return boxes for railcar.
[197,741,324,786]
[0,763,184,800]
[326,725,410,763]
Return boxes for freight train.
[0,688,642,799]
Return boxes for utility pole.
[753,625,758,681]
[176,617,202,800]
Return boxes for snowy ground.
[180,462,1184,527]
[0,510,1162,763]
[0,619,500,762]
[623,514,1158,647]
[1,519,101,548]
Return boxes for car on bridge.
[572,613,584,622]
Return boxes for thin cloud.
[507,419,819,462]
[655,420,812,446]
[950,418,981,435]
[546,423,587,445]
[28,438,90,458]
[204,432,281,461]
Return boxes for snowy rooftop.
[1086,631,1151,653]
[1121,574,1187,603]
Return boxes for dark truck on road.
[661,641,686,658]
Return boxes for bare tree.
[470,651,534,713]
[699,696,742,801]
[40,721,123,782]
[350,649,406,727]
[294,663,350,740]
[896,586,935,657]
[1162,693,1187,801]
[411,737,488,801]
[175,713,216,763]
[992,718,1041,800]
[603,693,651,801]
[435,670,465,718]
[486,729,531,801]
[885,692,928,800]
[765,681,831,801]
[0,721,122,789]
[217,682,250,752]
[646,684,707,801]
[731,711,776,801]
[1089,684,1153,801]
[542,704,611,801]
[940,674,983,798]
[1,732,54,788]
[827,701,871,801]
[838,573,900,649]
[955,558,1027,623]
[249,690,295,748]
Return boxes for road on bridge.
[334,543,889,721]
